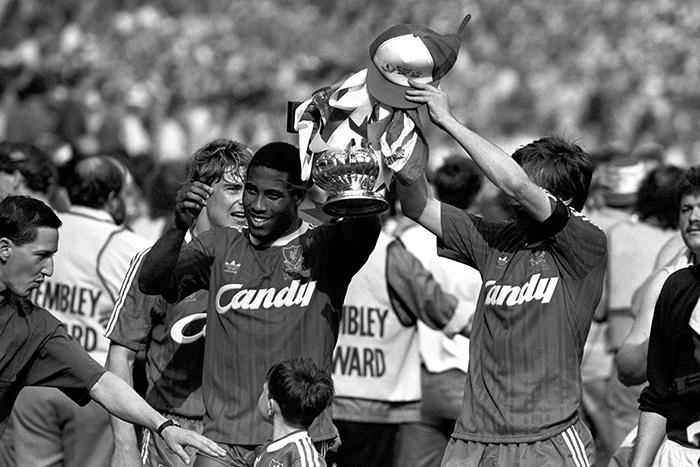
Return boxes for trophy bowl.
[311,145,389,217]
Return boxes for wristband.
[156,419,180,437]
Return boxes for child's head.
[257,358,334,429]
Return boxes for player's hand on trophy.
[174,182,213,230]
[161,425,226,464]
[406,80,454,128]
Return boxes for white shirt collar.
[250,221,312,247]
[266,430,310,452]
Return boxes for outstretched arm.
[90,372,226,465]
[139,182,212,301]
[104,344,141,467]
[405,81,553,222]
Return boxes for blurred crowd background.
[1,0,700,232]
[2,0,700,166]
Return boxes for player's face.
[1,227,57,298]
[243,166,303,244]
[257,381,272,423]
[679,193,700,255]
[205,168,247,228]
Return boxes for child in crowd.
[248,359,334,467]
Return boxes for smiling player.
[138,141,380,466]
[104,139,252,467]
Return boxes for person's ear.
[0,238,13,263]
[105,190,127,225]
[268,398,280,418]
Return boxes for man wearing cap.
[387,76,605,465]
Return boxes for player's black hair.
[676,167,700,206]
[266,358,334,429]
[430,155,483,210]
[635,164,684,230]
[189,139,252,186]
[248,142,304,187]
[0,195,61,245]
[512,136,593,211]
[63,155,123,209]
[0,141,57,195]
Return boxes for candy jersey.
[170,221,376,444]
[30,207,150,364]
[104,247,206,418]
[438,198,607,442]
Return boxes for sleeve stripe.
[104,247,151,337]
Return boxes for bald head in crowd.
[64,156,126,224]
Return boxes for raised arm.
[395,173,444,238]
[405,81,553,222]
[90,372,226,464]
[138,182,212,301]
[338,215,382,248]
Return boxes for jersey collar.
[249,221,312,248]
[266,430,309,452]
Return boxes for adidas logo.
[224,260,241,274]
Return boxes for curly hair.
[676,166,700,207]
[189,139,253,186]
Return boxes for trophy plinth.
[312,145,389,217]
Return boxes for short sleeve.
[104,249,157,352]
[26,326,106,406]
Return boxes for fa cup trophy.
[311,142,388,218]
